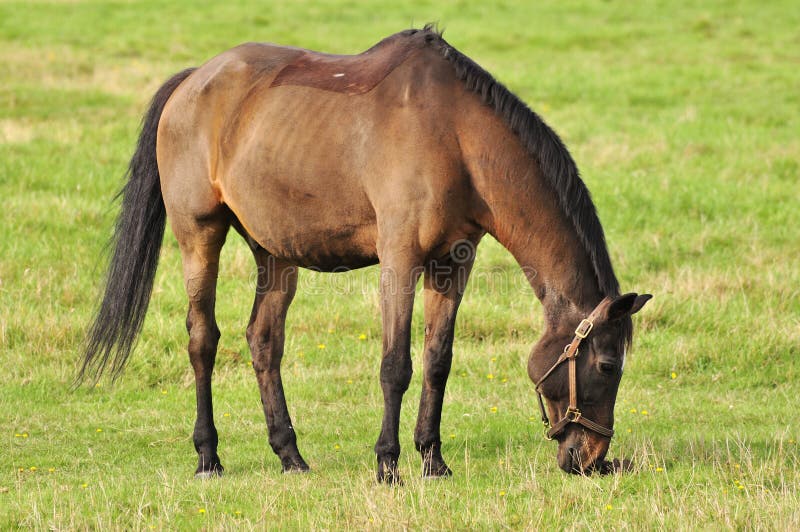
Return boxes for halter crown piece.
[534,297,615,440]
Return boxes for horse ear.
[604,293,652,322]
[629,294,652,315]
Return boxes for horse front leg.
[374,255,421,484]
[246,250,309,473]
[415,247,475,477]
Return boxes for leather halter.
[535,297,615,441]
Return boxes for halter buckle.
[574,319,593,339]
[543,422,553,440]
[565,407,582,422]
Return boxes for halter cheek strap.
[534,297,615,441]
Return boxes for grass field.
[2,0,799,529]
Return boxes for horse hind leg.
[246,247,309,473]
[174,214,230,478]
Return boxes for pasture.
[1,0,798,528]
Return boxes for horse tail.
[78,68,196,384]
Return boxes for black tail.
[78,68,196,383]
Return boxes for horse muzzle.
[556,428,610,474]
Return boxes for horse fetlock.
[268,428,298,456]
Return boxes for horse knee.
[425,353,453,387]
[246,326,271,352]
[380,355,413,392]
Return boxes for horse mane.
[415,24,622,302]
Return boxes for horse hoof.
[195,469,223,480]
[282,464,310,474]
[377,469,404,486]
[422,464,453,479]
[281,456,310,474]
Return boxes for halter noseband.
[534,297,615,441]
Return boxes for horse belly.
[224,168,380,270]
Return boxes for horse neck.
[457,106,604,324]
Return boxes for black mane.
[418,25,621,300]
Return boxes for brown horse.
[81,26,651,481]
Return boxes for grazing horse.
[81,26,651,481]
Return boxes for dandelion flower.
[22,433,28,438]
[629,408,637,414]
[449,433,455,439]
[29,467,37,472]
[487,373,494,380]
[501,378,508,383]
[655,467,664,472]
[161,389,168,395]
[334,444,341,450]
[670,372,677,379]
[605,504,613,510]
[48,468,55,473]
[198,508,206,514]
[490,406,498,413]
[317,343,326,349]
[641,410,649,416]
[96,428,103,433]
[223,413,230,418]
[499,490,506,497]
[358,334,367,340]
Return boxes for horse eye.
[598,361,617,376]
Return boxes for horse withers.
[81,26,650,481]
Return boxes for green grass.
[2,0,799,528]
